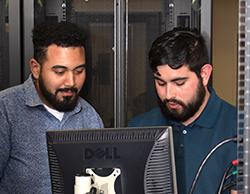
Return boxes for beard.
[159,78,206,123]
[38,76,79,112]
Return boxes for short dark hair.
[149,28,209,76]
[32,21,86,64]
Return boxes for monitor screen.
[46,126,177,194]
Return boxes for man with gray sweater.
[0,22,103,193]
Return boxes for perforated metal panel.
[237,0,250,193]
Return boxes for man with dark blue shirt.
[128,29,237,194]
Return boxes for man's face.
[32,44,86,111]
[154,64,207,124]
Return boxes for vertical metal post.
[237,1,250,193]
[9,0,21,86]
[200,0,212,61]
[114,0,126,127]
[23,0,34,80]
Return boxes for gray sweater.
[0,76,103,194]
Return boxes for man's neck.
[43,104,64,121]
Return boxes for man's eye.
[175,81,185,86]
[74,68,85,74]
[54,70,65,75]
[157,81,165,86]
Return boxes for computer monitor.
[46,126,177,194]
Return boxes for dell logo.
[84,147,121,160]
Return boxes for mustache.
[56,87,78,94]
[163,98,185,107]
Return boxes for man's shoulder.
[208,89,237,121]
[77,98,104,127]
[128,107,168,127]
[208,93,237,137]
[0,84,24,103]
[211,89,236,112]
[216,95,237,119]
[77,98,98,112]
[220,98,236,112]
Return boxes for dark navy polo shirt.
[128,89,237,194]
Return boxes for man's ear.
[200,64,212,86]
[30,59,41,80]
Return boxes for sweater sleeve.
[0,99,11,181]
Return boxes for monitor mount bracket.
[86,168,121,194]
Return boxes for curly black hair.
[149,27,209,76]
[32,21,86,64]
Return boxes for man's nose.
[64,71,75,87]
[165,84,176,100]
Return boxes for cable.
[188,137,238,194]
[217,160,238,194]
[217,163,233,194]
[222,181,236,192]
[225,170,237,180]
